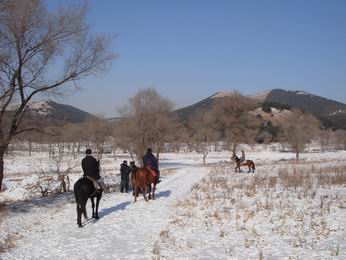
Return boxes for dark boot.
[156,170,161,184]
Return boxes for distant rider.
[142,148,161,183]
[82,148,107,192]
[240,150,245,163]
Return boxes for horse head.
[130,161,137,173]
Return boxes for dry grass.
[153,160,346,258]
[0,234,17,254]
[0,203,7,215]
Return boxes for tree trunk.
[0,157,3,191]
[0,146,7,191]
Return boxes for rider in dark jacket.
[82,149,107,192]
[142,148,160,183]
[120,160,131,193]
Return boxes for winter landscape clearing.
[0,145,346,259]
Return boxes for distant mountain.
[175,89,346,129]
[259,89,346,115]
[256,89,346,129]
[174,92,235,121]
[8,100,96,123]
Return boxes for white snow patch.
[329,109,346,116]
[249,90,271,101]
[296,91,309,95]
[210,91,234,99]
[4,101,54,116]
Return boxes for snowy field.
[0,144,346,259]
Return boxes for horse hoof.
[78,224,82,228]
[95,216,99,220]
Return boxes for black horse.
[74,177,103,227]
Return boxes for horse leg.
[95,193,101,219]
[90,197,95,218]
[77,200,88,227]
[148,184,152,200]
[134,186,138,202]
[152,183,156,200]
[142,185,148,201]
[77,203,82,227]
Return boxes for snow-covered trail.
[2,166,209,260]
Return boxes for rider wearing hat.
[120,160,131,193]
[142,148,161,183]
[82,148,107,192]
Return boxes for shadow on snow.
[98,201,131,218]
[155,190,171,199]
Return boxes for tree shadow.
[98,201,131,218]
[155,190,171,199]
[6,191,75,214]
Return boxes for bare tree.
[334,129,346,150]
[282,109,320,160]
[189,112,216,164]
[317,129,333,152]
[118,88,175,162]
[84,118,112,160]
[0,0,114,190]
[206,92,259,153]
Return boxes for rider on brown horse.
[231,151,255,173]
[240,150,245,163]
[142,148,161,183]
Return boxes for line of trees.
[8,88,346,164]
[2,86,346,192]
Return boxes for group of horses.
[74,155,256,227]
[73,161,157,227]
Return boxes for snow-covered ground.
[1,145,346,259]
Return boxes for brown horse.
[131,163,157,202]
[130,161,138,196]
[231,154,255,173]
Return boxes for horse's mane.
[232,154,240,162]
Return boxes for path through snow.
[2,166,209,260]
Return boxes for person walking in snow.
[120,160,131,193]
[82,148,107,192]
[142,148,161,183]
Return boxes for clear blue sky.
[48,0,346,117]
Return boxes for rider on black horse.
[82,148,107,192]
